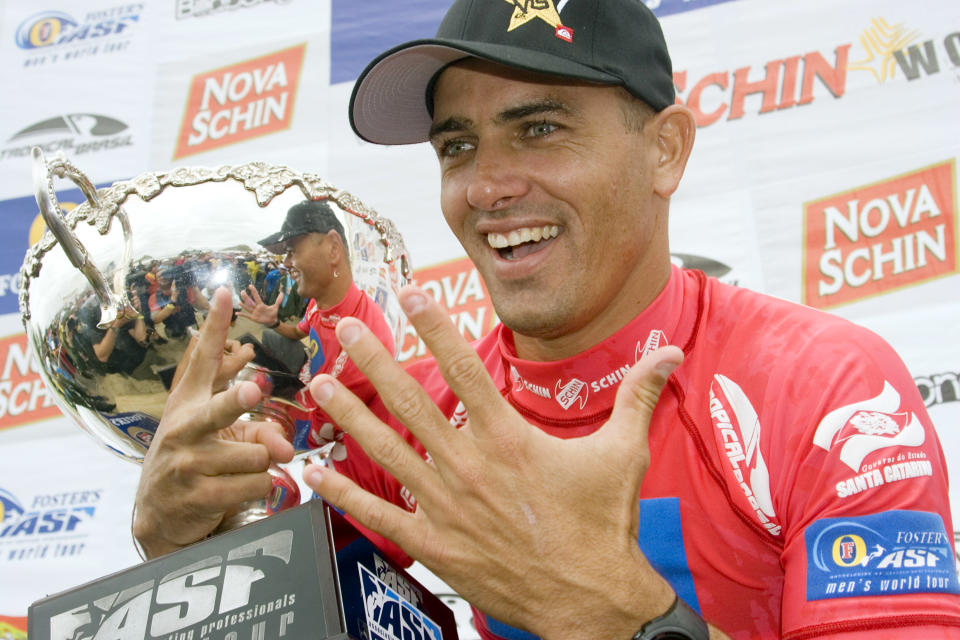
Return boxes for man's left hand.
[302,286,681,640]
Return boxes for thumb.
[607,346,683,441]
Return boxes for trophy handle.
[31,146,137,329]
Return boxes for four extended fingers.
[310,374,440,499]
[395,286,508,433]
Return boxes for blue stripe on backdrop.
[330,0,449,84]
[329,0,739,84]
[0,185,102,316]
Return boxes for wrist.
[268,318,281,329]
[631,596,708,640]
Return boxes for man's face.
[285,233,332,300]
[430,60,670,354]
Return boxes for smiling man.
[134,1,960,639]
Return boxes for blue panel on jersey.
[330,0,448,84]
[485,617,539,640]
[638,497,701,614]
[479,497,699,639]
[805,509,960,600]
[307,325,325,376]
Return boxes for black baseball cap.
[349,0,675,145]
[259,200,346,253]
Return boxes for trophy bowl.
[19,149,410,476]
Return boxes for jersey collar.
[498,265,686,422]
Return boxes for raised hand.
[303,286,684,640]
[239,284,283,326]
[133,288,294,558]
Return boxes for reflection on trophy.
[20,147,411,528]
[23,151,461,640]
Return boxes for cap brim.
[349,39,622,145]
[258,231,285,254]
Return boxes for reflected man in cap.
[240,199,396,447]
[135,1,960,639]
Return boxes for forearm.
[274,321,305,341]
[92,328,118,362]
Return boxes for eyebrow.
[428,98,575,141]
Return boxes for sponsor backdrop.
[0,0,958,636]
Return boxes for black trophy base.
[28,500,458,640]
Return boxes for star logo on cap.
[504,0,564,33]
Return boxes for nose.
[465,143,530,211]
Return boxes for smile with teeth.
[487,225,561,260]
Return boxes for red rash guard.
[332,267,960,640]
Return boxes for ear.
[649,104,696,198]
[325,230,344,264]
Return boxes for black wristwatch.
[632,596,708,640]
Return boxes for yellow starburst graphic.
[848,17,920,83]
[503,0,563,32]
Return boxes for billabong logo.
[176,0,293,20]
[359,564,443,640]
[503,0,572,42]
[915,370,960,408]
[554,377,587,410]
[813,381,925,471]
[709,374,780,536]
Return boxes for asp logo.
[0,488,26,528]
[805,510,960,600]
[48,530,297,640]
[0,487,97,539]
[359,563,442,640]
[15,7,141,51]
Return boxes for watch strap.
[632,596,708,640]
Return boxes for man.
[134,1,960,639]
[148,265,210,339]
[239,199,396,447]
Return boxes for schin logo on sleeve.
[359,564,442,640]
[804,510,960,600]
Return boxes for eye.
[437,138,475,158]
[525,121,558,138]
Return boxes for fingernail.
[304,465,324,486]
[655,360,679,379]
[339,322,362,346]
[401,291,429,315]
[312,379,334,404]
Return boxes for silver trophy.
[20,148,410,527]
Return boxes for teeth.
[487,225,560,249]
